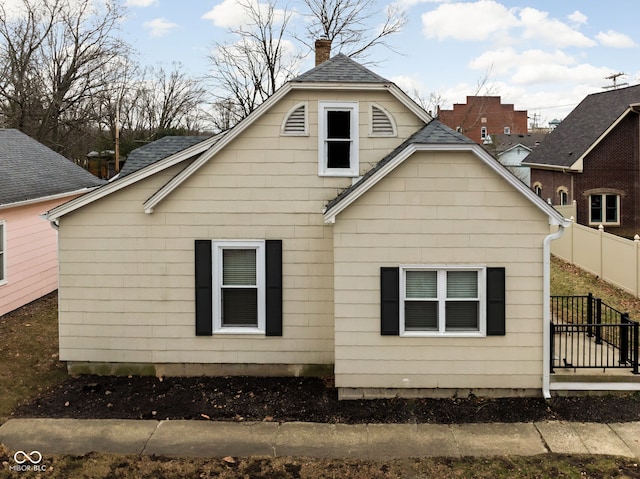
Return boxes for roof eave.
[0,187,100,211]
[324,143,568,227]
[46,133,222,221]
[143,82,433,214]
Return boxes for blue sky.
[13,0,640,126]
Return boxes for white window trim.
[589,193,620,226]
[280,102,308,136]
[318,101,359,177]
[0,220,5,286]
[399,265,486,337]
[212,240,265,334]
[480,127,487,139]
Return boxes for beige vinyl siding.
[57,89,424,367]
[333,151,549,391]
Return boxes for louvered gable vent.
[371,105,395,136]
[282,103,307,135]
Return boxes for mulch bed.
[11,375,640,424]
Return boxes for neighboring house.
[524,84,640,238]
[488,133,548,186]
[46,54,570,398]
[0,129,104,317]
[437,96,528,145]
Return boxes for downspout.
[542,224,566,399]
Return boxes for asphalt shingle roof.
[325,120,473,211]
[292,53,389,83]
[0,129,105,206]
[525,84,640,168]
[119,136,212,178]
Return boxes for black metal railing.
[550,294,639,374]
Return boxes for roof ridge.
[292,53,389,83]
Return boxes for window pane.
[447,271,477,298]
[223,249,256,285]
[405,301,438,330]
[0,253,3,280]
[406,270,437,298]
[327,110,350,139]
[327,142,351,168]
[446,301,479,330]
[222,288,257,326]
[605,195,618,222]
[590,195,602,222]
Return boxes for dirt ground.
[11,374,640,424]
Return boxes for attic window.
[370,104,396,136]
[318,101,359,177]
[281,102,308,136]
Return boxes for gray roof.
[292,54,389,83]
[493,132,548,154]
[0,129,105,206]
[325,120,473,211]
[120,136,211,177]
[525,84,640,168]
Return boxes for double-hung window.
[589,194,619,225]
[318,101,359,177]
[400,266,485,336]
[212,241,265,333]
[0,220,5,284]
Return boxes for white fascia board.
[0,187,99,211]
[297,82,432,124]
[575,107,632,167]
[46,134,222,221]
[143,85,293,214]
[498,143,532,157]
[143,81,434,214]
[324,143,570,227]
[323,144,416,223]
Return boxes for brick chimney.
[315,38,332,66]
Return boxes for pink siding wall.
[0,196,79,316]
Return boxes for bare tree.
[207,0,303,128]
[300,0,406,61]
[0,0,129,156]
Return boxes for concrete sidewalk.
[1,419,639,459]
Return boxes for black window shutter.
[380,267,400,335]
[194,240,213,336]
[265,240,283,336]
[486,267,506,336]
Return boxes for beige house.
[46,54,570,398]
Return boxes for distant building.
[437,96,528,145]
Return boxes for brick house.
[524,84,640,238]
[437,96,528,145]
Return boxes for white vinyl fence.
[551,203,640,298]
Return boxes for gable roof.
[292,54,389,83]
[524,84,640,169]
[120,136,211,178]
[492,133,547,155]
[0,129,105,207]
[323,120,568,227]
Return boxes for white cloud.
[421,0,518,41]
[596,30,638,48]
[143,18,178,38]
[202,0,291,29]
[202,0,248,28]
[567,10,587,26]
[518,7,596,48]
[126,0,157,6]
[469,48,576,77]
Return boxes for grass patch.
[0,292,67,423]
[1,445,638,478]
[551,255,640,319]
